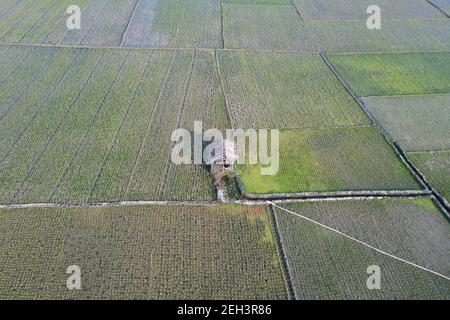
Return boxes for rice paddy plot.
[222,4,318,51]
[0,204,288,300]
[121,0,222,48]
[328,52,450,97]
[309,20,450,53]
[362,94,450,152]
[408,150,450,203]
[0,46,227,204]
[237,127,421,195]
[274,199,450,299]
[295,0,447,20]
[217,51,370,129]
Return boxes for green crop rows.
[217,50,370,129]
[329,52,450,96]
[274,199,450,299]
[1,0,449,300]
[0,46,231,203]
[237,127,421,194]
[0,204,288,299]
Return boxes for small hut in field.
[205,139,239,187]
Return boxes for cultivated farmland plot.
[222,3,450,52]
[328,52,450,97]
[294,0,447,20]
[237,127,421,195]
[0,0,138,47]
[0,204,288,299]
[362,94,450,152]
[222,4,318,51]
[122,0,222,48]
[409,151,450,203]
[217,51,370,129]
[274,199,450,299]
[0,45,229,204]
[309,20,450,53]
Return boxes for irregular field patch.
[328,52,450,96]
[237,127,421,195]
[362,94,450,152]
[0,204,288,299]
[274,198,450,299]
[122,0,222,48]
[0,45,229,204]
[217,51,370,129]
[294,0,446,20]
[409,150,450,202]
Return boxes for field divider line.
[270,202,450,282]
[158,50,197,198]
[124,50,177,199]
[2,40,450,55]
[425,0,450,19]
[88,51,154,200]
[0,194,436,210]
[50,51,132,201]
[269,205,297,300]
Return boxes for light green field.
[329,52,450,96]
[0,204,288,299]
[218,51,370,129]
[238,127,421,194]
[409,150,450,202]
[295,0,446,20]
[362,94,450,152]
[274,198,450,299]
[0,46,229,204]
